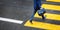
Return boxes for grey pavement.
[0,0,60,30]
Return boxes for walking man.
[29,0,46,23]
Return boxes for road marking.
[0,17,23,24]
[42,4,60,11]
[46,0,60,2]
[24,20,60,30]
[34,12,60,21]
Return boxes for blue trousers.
[30,0,42,20]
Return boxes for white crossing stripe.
[0,17,23,24]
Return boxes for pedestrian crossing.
[46,0,60,2]
[24,20,60,30]
[34,13,60,21]
[42,4,60,11]
[24,0,60,30]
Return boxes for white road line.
[0,17,23,24]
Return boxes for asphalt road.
[0,0,60,30]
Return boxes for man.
[29,0,46,23]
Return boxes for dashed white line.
[0,17,23,24]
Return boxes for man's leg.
[38,8,46,20]
[29,0,38,23]
[29,9,37,23]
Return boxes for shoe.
[41,14,46,20]
[42,16,45,20]
[29,20,33,24]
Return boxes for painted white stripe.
[0,17,23,24]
